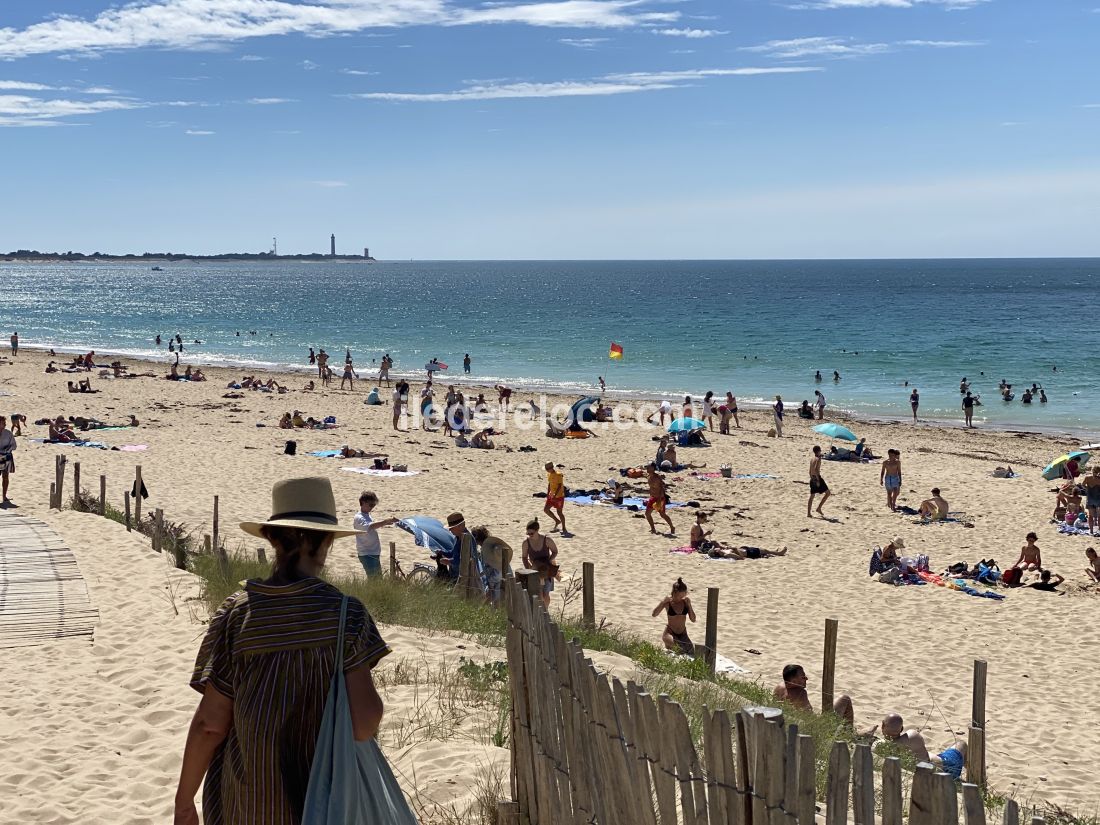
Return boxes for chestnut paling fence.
[498,576,1029,825]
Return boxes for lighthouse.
[330,234,336,257]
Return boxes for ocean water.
[2,258,1098,433]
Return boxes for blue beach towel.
[309,450,343,458]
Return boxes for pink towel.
[669,546,696,555]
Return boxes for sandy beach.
[1,347,1098,818]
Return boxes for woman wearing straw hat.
[174,477,390,825]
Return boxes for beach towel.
[340,467,420,478]
[566,494,687,510]
[715,653,750,676]
[1057,524,1094,537]
[688,472,778,481]
[669,546,696,555]
[917,571,1005,600]
[118,445,147,452]
[32,439,108,449]
[309,450,344,458]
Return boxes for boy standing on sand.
[544,462,571,536]
[353,491,398,577]
[808,445,830,517]
[645,463,676,535]
[881,449,902,511]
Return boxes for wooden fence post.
[73,461,81,503]
[212,495,219,553]
[497,800,521,825]
[257,546,267,564]
[932,771,959,825]
[124,490,132,532]
[825,741,850,825]
[50,482,56,510]
[704,587,719,673]
[389,541,397,576]
[882,757,903,825]
[852,743,874,825]
[822,618,838,715]
[153,508,163,553]
[961,784,986,825]
[968,659,988,786]
[516,569,541,601]
[55,455,65,510]
[909,763,936,825]
[213,495,229,576]
[99,474,107,515]
[1002,799,1019,825]
[582,561,595,628]
[796,734,816,825]
[134,465,143,524]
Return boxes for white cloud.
[654,28,728,38]
[315,180,349,187]
[0,80,54,91]
[0,1,683,60]
[789,0,987,8]
[742,37,890,58]
[1081,103,1100,109]
[185,128,215,134]
[238,54,266,61]
[300,59,319,70]
[559,37,610,48]
[0,93,139,127]
[340,68,379,75]
[351,66,821,102]
[247,96,295,104]
[742,36,981,58]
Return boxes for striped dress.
[190,577,390,824]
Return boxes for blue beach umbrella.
[1041,451,1089,481]
[569,396,599,426]
[812,422,858,442]
[668,417,706,433]
[396,516,456,553]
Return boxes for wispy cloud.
[300,59,319,70]
[789,0,987,8]
[0,93,139,127]
[559,37,610,48]
[350,66,821,102]
[340,68,379,75]
[0,1,683,60]
[654,28,728,38]
[185,128,215,135]
[247,96,295,104]
[315,180,348,187]
[238,54,266,61]
[0,80,55,91]
[1081,103,1100,109]
[742,35,981,58]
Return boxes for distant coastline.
[1,250,375,263]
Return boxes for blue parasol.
[569,396,599,426]
[396,516,456,553]
[668,417,705,433]
[1041,451,1089,481]
[812,422,857,442]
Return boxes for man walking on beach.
[962,391,976,428]
[463,353,471,374]
[881,449,902,511]
[353,491,398,577]
[808,445,830,517]
[814,390,826,421]
[544,462,571,536]
[772,395,784,437]
[9,332,17,356]
[317,348,328,379]
[645,463,676,535]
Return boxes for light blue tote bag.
[301,596,418,825]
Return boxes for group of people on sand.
[278,411,334,430]
[1054,465,1100,536]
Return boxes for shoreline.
[20,343,1096,443]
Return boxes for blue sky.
[1,0,1098,259]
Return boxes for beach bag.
[301,597,418,825]
[1001,567,1022,587]
[284,440,297,456]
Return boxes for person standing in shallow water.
[174,477,389,825]
[463,353,471,374]
[909,388,919,422]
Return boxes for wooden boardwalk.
[0,513,99,648]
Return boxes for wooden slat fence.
[502,577,1032,825]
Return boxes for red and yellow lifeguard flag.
[609,342,624,360]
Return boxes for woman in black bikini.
[521,519,559,608]
[651,578,696,655]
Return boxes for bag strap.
[334,595,349,684]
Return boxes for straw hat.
[240,477,363,538]
[888,535,905,549]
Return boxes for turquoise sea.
[2,259,1098,434]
